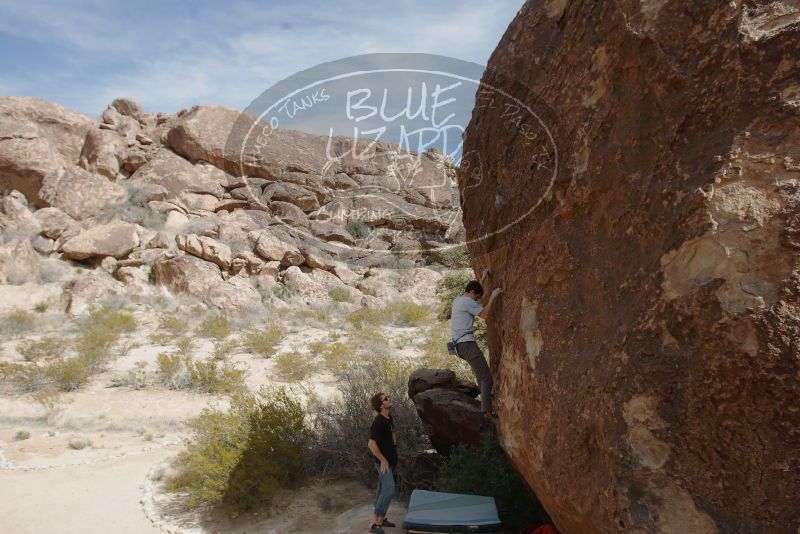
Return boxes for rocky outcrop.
[0,97,94,205]
[38,166,127,220]
[152,253,261,310]
[407,368,489,455]
[462,2,800,533]
[60,221,140,260]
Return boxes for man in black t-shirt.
[367,392,397,533]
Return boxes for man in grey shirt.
[450,269,502,416]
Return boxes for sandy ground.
[0,291,434,533]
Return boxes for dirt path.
[0,446,176,534]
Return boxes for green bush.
[435,272,471,321]
[74,307,137,372]
[13,430,31,441]
[198,314,231,340]
[159,314,189,335]
[328,286,354,303]
[274,350,317,382]
[308,356,430,494]
[417,327,472,381]
[242,327,283,358]
[174,336,195,356]
[184,358,246,395]
[309,341,358,372]
[438,434,549,529]
[148,332,175,346]
[212,339,239,361]
[0,309,36,335]
[345,219,371,239]
[33,302,49,314]
[439,245,471,269]
[17,337,68,362]
[169,388,312,515]
[0,355,91,392]
[346,308,384,329]
[156,353,184,389]
[384,300,430,326]
[109,361,149,390]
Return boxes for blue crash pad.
[402,489,503,533]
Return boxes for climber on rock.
[450,268,502,418]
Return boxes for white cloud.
[0,0,525,115]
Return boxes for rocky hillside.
[0,96,464,313]
[462,1,800,533]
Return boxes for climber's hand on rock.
[491,287,503,298]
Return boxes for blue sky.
[0,0,525,118]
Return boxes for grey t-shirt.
[450,295,483,343]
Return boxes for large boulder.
[0,96,93,205]
[38,166,127,220]
[79,127,127,178]
[407,368,487,455]
[152,254,260,310]
[34,207,77,240]
[462,2,800,533]
[60,221,140,260]
[165,104,456,208]
[175,233,232,270]
[63,270,127,316]
[129,149,224,199]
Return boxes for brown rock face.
[462,2,800,533]
[0,96,93,205]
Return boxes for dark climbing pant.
[456,341,493,413]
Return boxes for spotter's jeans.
[374,464,395,518]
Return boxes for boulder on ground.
[262,182,320,212]
[60,221,139,260]
[407,368,488,455]
[461,2,800,532]
[1,190,41,234]
[34,207,76,240]
[129,149,224,199]
[79,127,126,178]
[63,270,127,316]
[270,200,309,228]
[0,238,40,285]
[0,96,93,205]
[176,233,232,270]
[38,166,127,220]
[152,254,259,310]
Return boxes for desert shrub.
[291,308,330,325]
[198,314,231,340]
[174,336,194,356]
[345,219,371,239]
[272,285,295,302]
[159,314,189,335]
[435,272,471,321]
[383,300,430,326]
[33,302,49,314]
[309,340,359,372]
[17,337,68,362]
[169,388,312,515]
[438,434,550,529]
[73,307,137,371]
[328,286,354,303]
[417,327,472,381]
[109,361,149,389]
[45,357,92,391]
[274,350,317,382]
[0,309,36,335]
[156,353,185,389]
[184,358,246,395]
[242,327,283,358]
[346,308,384,329]
[439,245,471,269]
[148,332,175,346]
[212,338,239,361]
[308,356,429,494]
[13,430,31,441]
[0,355,90,392]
